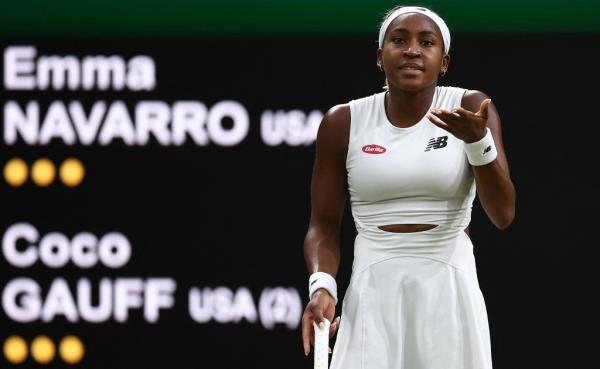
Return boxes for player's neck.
[385,85,436,128]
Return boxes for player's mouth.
[398,63,424,71]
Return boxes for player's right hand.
[301,289,340,355]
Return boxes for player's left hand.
[426,98,491,143]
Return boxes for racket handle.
[313,319,330,369]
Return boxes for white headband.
[378,6,451,54]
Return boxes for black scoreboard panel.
[1,36,598,369]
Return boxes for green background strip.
[1,0,599,37]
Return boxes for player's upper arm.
[309,104,351,229]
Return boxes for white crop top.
[346,86,476,232]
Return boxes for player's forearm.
[303,225,341,276]
[473,160,516,229]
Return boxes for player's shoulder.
[318,92,382,140]
[317,103,350,151]
[461,89,491,112]
[323,103,350,124]
[317,104,350,143]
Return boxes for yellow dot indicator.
[59,158,85,187]
[59,335,85,364]
[3,158,29,187]
[31,335,55,364]
[3,335,28,364]
[31,158,56,187]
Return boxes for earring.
[378,63,384,72]
[440,69,447,76]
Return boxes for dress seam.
[355,254,469,275]
[360,279,366,369]
[454,269,464,369]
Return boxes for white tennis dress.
[330,86,493,369]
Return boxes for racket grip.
[313,319,330,369]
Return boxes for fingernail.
[319,322,324,329]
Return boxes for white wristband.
[309,272,338,305]
[464,127,497,166]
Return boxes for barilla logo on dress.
[362,144,387,154]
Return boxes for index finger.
[432,109,463,124]
[302,315,314,355]
[451,106,475,117]
[427,113,452,131]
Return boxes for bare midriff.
[378,224,437,233]
[378,224,470,236]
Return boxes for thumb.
[476,98,491,119]
[329,316,341,338]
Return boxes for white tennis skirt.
[330,225,493,369]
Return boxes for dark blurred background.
[1,1,598,368]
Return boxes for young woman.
[301,5,515,369]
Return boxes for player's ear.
[442,53,451,73]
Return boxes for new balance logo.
[483,146,492,155]
[310,279,318,286]
[424,136,448,151]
